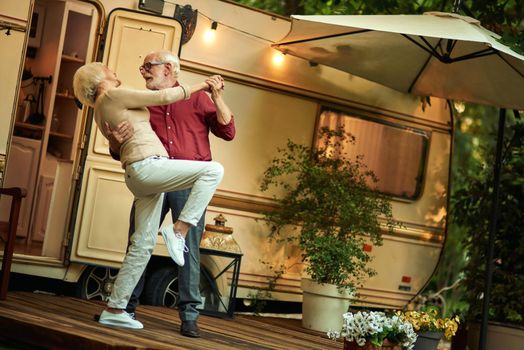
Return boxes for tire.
[142,266,179,307]
[75,265,119,301]
[142,265,221,311]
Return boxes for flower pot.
[301,278,351,332]
[413,331,443,350]
[343,339,401,350]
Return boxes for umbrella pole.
[479,108,506,350]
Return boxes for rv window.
[316,109,429,200]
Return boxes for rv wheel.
[143,265,221,311]
[75,266,119,301]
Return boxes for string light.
[196,10,275,44]
[203,20,218,43]
[163,0,276,43]
[272,51,285,65]
[161,2,319,67]
[204,22,217,44]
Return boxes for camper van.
[0,0,452,313]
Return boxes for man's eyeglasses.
[139,61,167,72]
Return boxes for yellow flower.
[399,310,460,340]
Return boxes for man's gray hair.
[73,62,106,107]
[153,50,181,78]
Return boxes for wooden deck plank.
[0,292,341,350]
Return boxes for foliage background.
[234,0,524,321]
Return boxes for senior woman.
[73,62,224,329]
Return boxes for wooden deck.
[0,292,342,350]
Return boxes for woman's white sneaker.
[99,310,143,329]
[160,226,188,266]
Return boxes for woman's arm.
[112,82,208,109]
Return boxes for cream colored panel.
[364,236,441,299]
[0,0,31,21]
[74,164,133,265]
[103,10,182,89]
[0,29,27,155]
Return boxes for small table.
[199,247,242,318]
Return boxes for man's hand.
[205,75,225,100]
[104,121,134,155]
[205,75,232,126]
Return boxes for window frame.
[313,106,431,201]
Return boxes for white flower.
[328,311,418,350]
[326,330,340,340]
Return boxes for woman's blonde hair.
[73,62,106,107]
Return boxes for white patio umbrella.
[274,12,524,350]
[273,12,524,110]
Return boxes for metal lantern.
[200,214,242,254]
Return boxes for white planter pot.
[301,278,351,332]
[467,322,524,350]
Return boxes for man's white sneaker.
[160,226,188,266]
[99,310,143,329]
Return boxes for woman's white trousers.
[107,156,223,309]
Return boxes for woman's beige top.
[94,85,190,167]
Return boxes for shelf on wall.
[61,54,84,63]
[49,131,73,140]
[55,92,76,100]
[15,122,45,131]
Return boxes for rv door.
[68,9,182,266]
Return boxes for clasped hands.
[205,75,225,95]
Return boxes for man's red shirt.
[148,90,235,161]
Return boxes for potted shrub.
[260,127,396,331]
[328,310,418,350]
[452,116,524,349]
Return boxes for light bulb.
[272,51,285,66]
[203,21,218,44]
[203,29,216,43]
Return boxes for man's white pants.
[108,156,224,309]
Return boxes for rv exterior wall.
[1,0,452,309]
